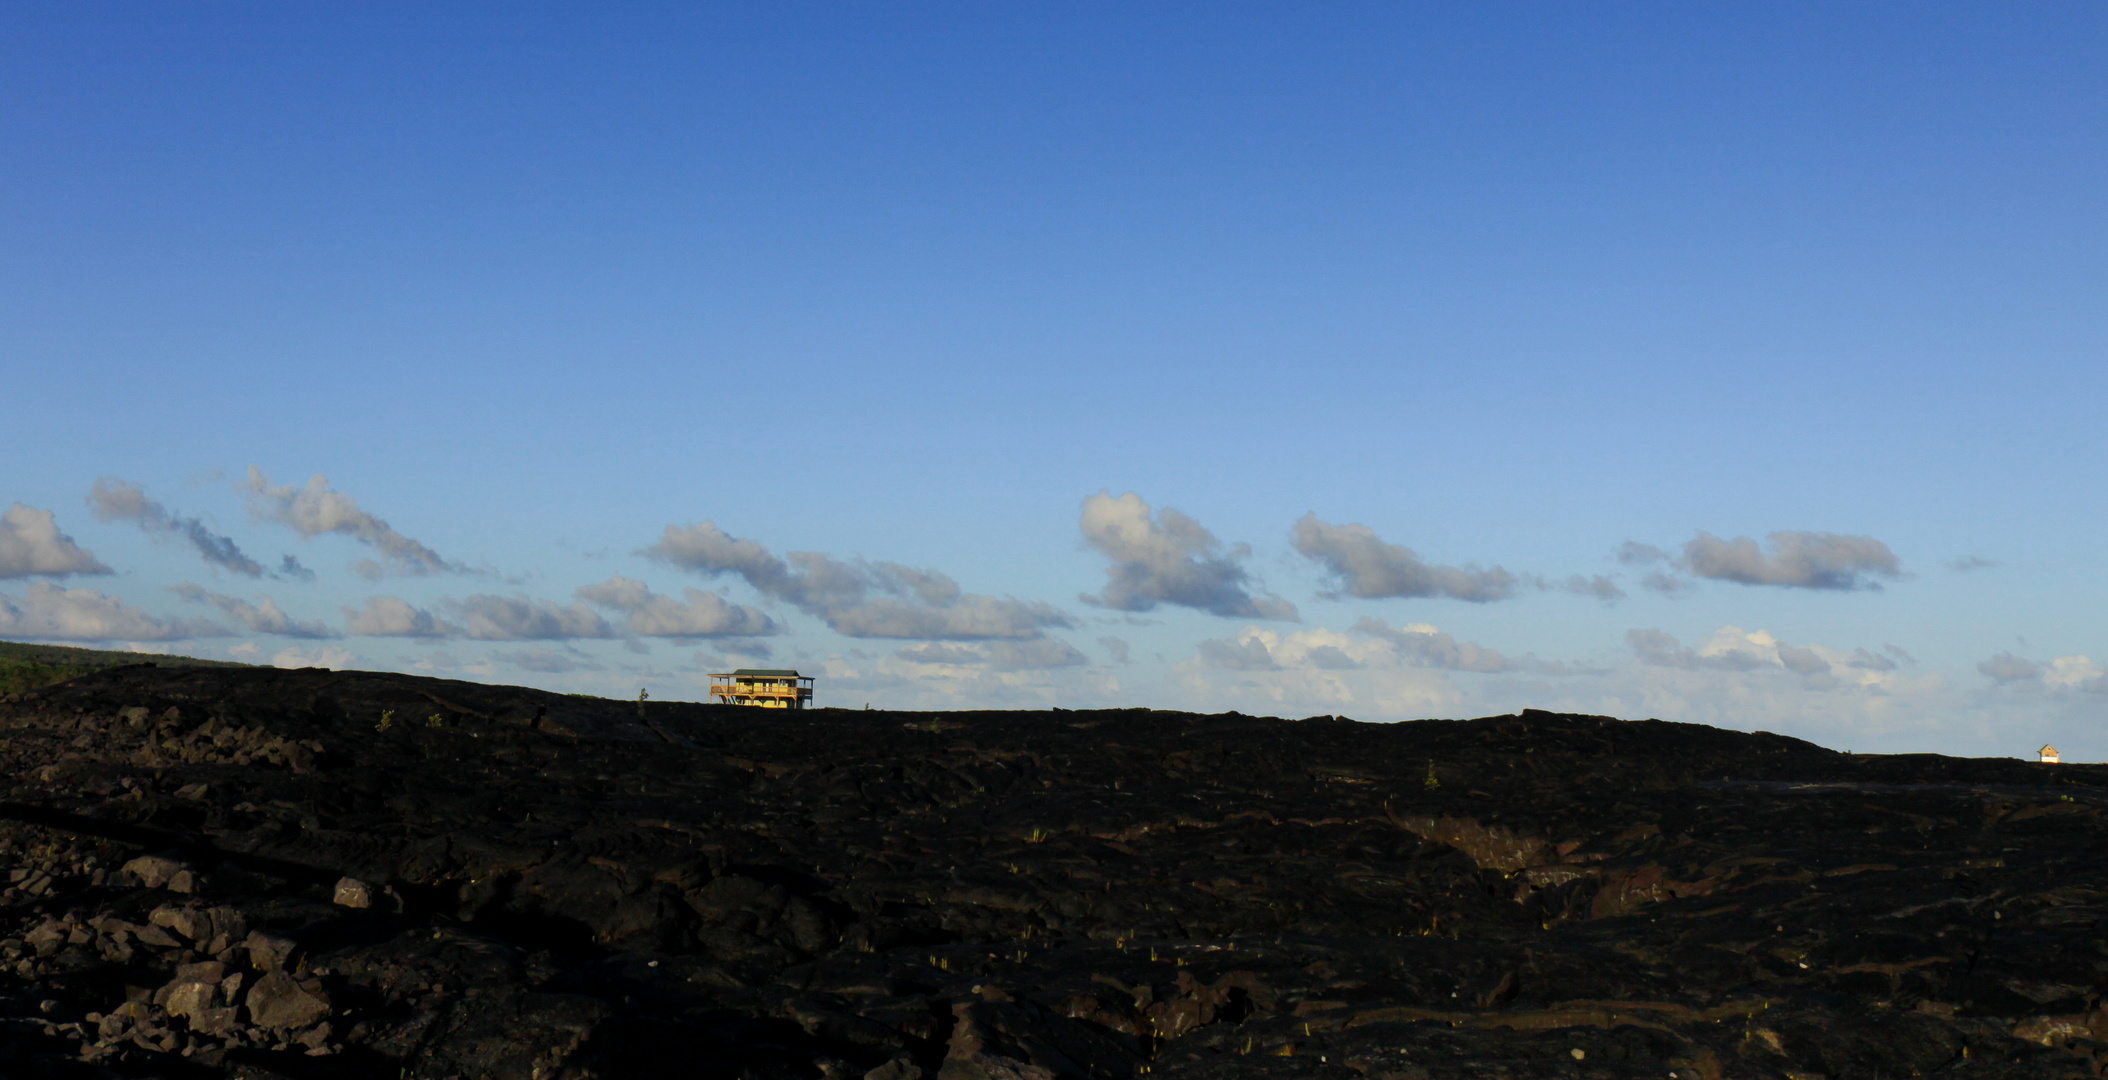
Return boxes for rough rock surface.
[0,663,2105,1079]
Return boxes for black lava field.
[2,664,2106,1080]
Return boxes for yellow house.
[2041,744,2061,764]
[709,669,813,709]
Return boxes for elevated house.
[2041,744,2061,764]
[709,669,813,710]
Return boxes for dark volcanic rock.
[2,665,2106,1078]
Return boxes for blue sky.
[4,3,2103,756]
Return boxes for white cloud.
[1178,625,1465,717]
[1165,620,1970,754]
[1197,636,1280,671]
[0,581,224,641]
[342,596,461,638]
[2046,656,2105,689]
[1558,657,1952,754]
[647,522,1069,639]
[241,467,460,577]
[574,576,778,637]
[1352,617,1573,674]
[89,478,269,577]
[1629,626,1901,690]
[1679,530,1902,591]
[271,646,353,670]
[1078,492,1296,620]
[1291,514,1518,603]
[1192,620,1574,686]
[0,504,110,578]
[1977,651,2106,692]
[168,583,336,638]
[452,594,615,641]
[1628,627,1762,671]
[895,639,1088,671]
[817,646,1126,712]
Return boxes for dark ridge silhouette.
[1,664,2102,1078]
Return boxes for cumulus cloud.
[0,581,224,641]
[342,596,462,638]
[448,594,614,641]
[1198,636,1280,671]
[88,478,269,577]
[1078,492,1296,620]
[1350,617,1571,674]
[1628,626,1901,689]
[168,583,336,639]
[1976,652,2106,691]
[2044,657,2105,689]
[574,576,779,638]
[242,467,460,578]
[1678,531,1901,591]
[1194,620,1570,679]
[1292,515,1517,603]
[895,639,1089,671]
[0,504,110,578]
[647,522,1070,639]
[1629,627,1763,671]
[271,646,354,670]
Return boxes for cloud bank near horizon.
[10,472,2072,756]
[169,583,335,639]
[0,581,224,641]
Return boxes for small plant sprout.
[427,713,444,728]
[1424,760,1441,791]
[375,710,394,732]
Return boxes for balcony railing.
[709,680,813,708]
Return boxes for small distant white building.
[2040,744,2061,764]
